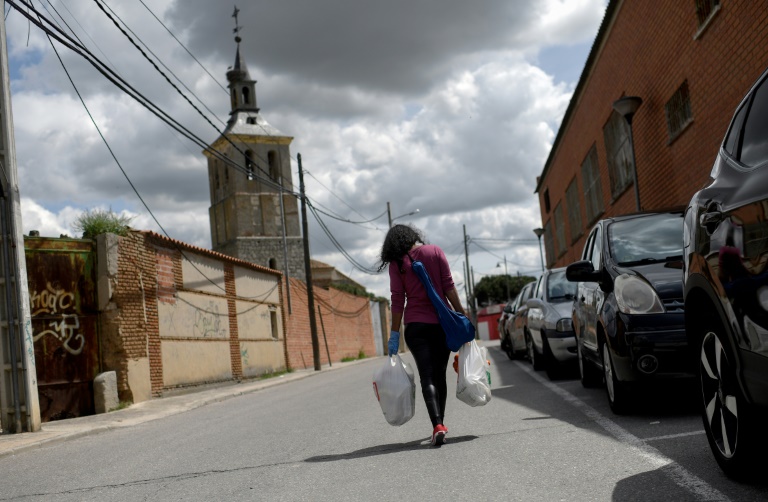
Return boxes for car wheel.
[503,333,516,360]
[578,341,602,388]
[544,337,559,380]
[527,333,544,371]
[602,342,630,414]
[699,329,761,479]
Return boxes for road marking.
[514,361,729,502]
[644,430,706,442]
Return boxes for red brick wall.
[107,232,161,399]
[539,1,768,268]
[284,277,377,370]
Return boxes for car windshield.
[608,213,684,266]
[546,270,577,301]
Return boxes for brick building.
[536,0,768,268]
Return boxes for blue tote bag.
[408,255,475,352]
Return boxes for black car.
[566,210,691,413]
[683,67,768,478]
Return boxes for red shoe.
[431,424,447,446]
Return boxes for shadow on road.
[304,435,479,463]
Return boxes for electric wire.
[13,1,400,295]
[92,0,279,181]
[38,20,279,300]
[308,202,380,275]
[136,0,229,95]
[10,0,291,196]
[98,0,227,126]
[45,0,119,75]
[470,239,532,269]
[311,205,387,225]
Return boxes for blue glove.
[388,330,400,356]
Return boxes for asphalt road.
[0,340,766,501]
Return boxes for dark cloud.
[6,0,606,298]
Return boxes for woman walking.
[379,224,469,446]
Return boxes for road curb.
[0,356,378,459]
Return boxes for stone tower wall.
[215,236,306,282]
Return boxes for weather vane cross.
[232,6,242,42]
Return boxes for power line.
[308,202,380,275]
[35,12,274,301]
[92,0,280,182]
[99,0,227,126]
[136,0,229,95]
[9,0,294,197]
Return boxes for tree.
[72,208,134,239]
[473,274,537,307]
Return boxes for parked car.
[683,67,768,478]
[566,210,690,414]
[525,267,578,378]
[505,280,537,361]
[498,300,516,357]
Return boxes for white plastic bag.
[372,355,416,426]
[456,340,492,407]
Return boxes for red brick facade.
[283,277,378,370]
[102,231,380,400]
[537,1,768,268]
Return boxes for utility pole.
[277,172,292,314]
[0,10,40,432]
[297,154,321,371]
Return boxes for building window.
[543,221,554,267]
[268,257,277,269]
[581,145,604,224]
[565,178,582,243]
[245,150,255,181]
[543,188,551,213]
[268,151,280,181]
[665,80,693,141]
[270,309,279,340]
[247,117,256,125]
[695,0,720,26]
[603,111,634,199]
[242,87,250,105]
[553,202,566,257]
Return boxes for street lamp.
[496,255,509,302]
[533,228,545,272]
[387,201,420,228]
[612,96,643,212]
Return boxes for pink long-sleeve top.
[389,244,456,325]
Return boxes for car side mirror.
[503,305,512,313]
[526,298,544,309]
[566,260,602,283]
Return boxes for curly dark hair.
[378,224,425,273]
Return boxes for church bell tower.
[204,9,304,280]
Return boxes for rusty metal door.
[25,238,99,422]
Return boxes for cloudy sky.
[6,0,607,301]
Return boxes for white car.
[525,267,578,379]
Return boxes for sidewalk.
[0,357,374,459]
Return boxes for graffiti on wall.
[193,301,223,338]
[30,282,85,356]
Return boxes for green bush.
[73,208,134,239]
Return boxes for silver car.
[525,268,578,378]
[504,280,537,360]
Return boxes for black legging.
[405,323,451,428]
